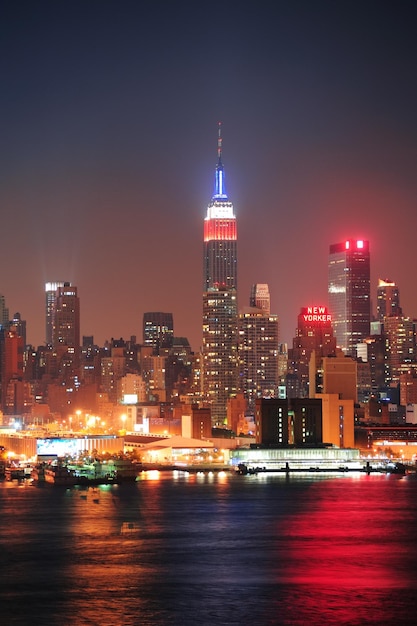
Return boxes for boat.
[31,464,46,483]
[69,458,140,485]
[4,466,26,481]
[44,464,77,486]
[38,457,141,486]
[111,459,141,482]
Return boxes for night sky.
[1,1,417,351]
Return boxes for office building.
[255,397,323,447]
[0,294,9,330]
[100,347,126,403]
[202,124,238,424]
[311,350,358,403]
[143,312,174,354]
[238,286,279,413]
[383,316,416,385]
[165,336,193,401]
[52,282,80,383]
[377,279,402,321]
[255,398,290,446]
[10,312,26,347]
[287,305,336,397]
[362,335,386,393]
[328,239,371,355]
[203,287,238,423]
[53,283,80,350]
[400,371,417,406]
[0,327,25,413]
[45,281,65,346]
[315,393,355,448]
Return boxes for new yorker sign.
[301,306,332,323]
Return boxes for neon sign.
[301,306,332,323]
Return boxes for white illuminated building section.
[205,199,235,220]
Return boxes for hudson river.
[1,471,416,625]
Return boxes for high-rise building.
[362,335,386,393]
[287,305,336,398]
[0,327,25,413]
[250,284,271,315]
[45,281,65,346]
[53,283,80,349]
[202,124,238,424]
[328,239,371,355]
[383,316,416,385]
[10,312,26,347]
[203,288,238,424]
[100,347,126,403]
[52,282,80,383]
[377,279,402,320]
[0,294,9,330]
[238,286,279,413]
[143,312,174,354]
[203,124,237,291]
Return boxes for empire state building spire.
[204,123,237,291]
[214,122,227,199]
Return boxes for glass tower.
[328,239,371,355]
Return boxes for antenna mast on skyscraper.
[217,121,222,161]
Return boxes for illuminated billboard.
[301,306,332,324]
[37,438,80,457]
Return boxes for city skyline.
[1,2,417,351]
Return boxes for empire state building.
[202,124,238,425]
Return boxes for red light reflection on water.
[280,475,409,589]
[270,475,417,624]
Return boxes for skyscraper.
[328,239,371,355]
[143,312,174,354]
[203,124,237,290]
[45,281,65,346]
[202,124,238,424]
[287,305,336,398]
[238,285,279,413]
[0,294,9,330]
[383,316,416,385]
[53,283,80,349]
[377,279,402,320]
[0,326,25,414]
[52,282,80,384]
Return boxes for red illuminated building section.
[203,218,237,243]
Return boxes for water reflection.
[1,473,417,625]
[274,475,417,625]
